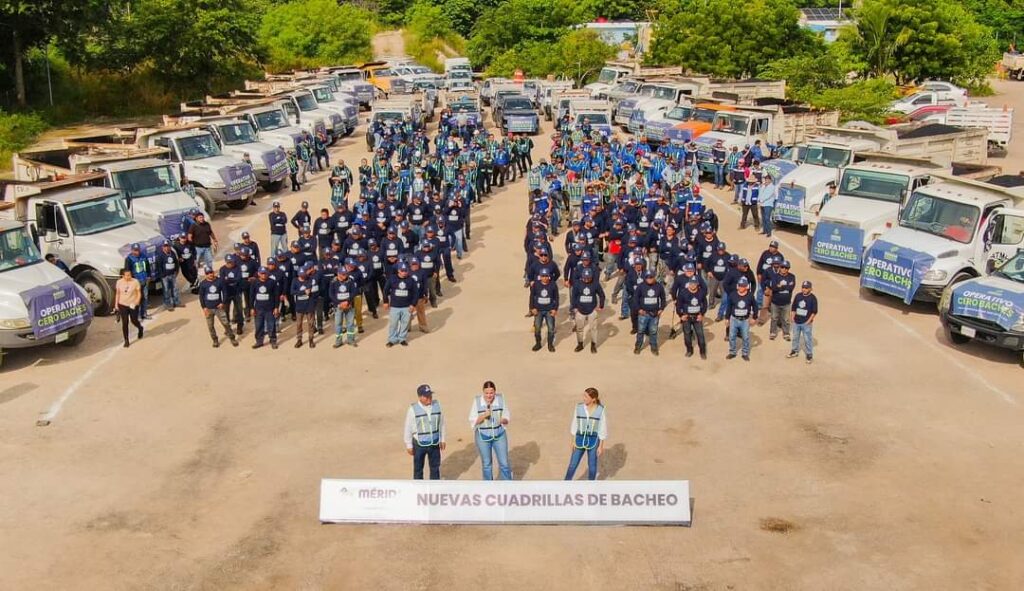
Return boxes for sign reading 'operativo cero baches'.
[319,479,691,526]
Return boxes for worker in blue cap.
[383,262,415,347]
[789,280,818,363]
[726,276,758,360]
[249,266,279,349]
[404,384,446,480]
[529,267,559,352]
[329,264,359,348]
[632,269,666,356]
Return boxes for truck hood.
[259,127,304,148]
[503,109,537,117]
[819,196,897,229]
[696,132,744,148]
[875,225,965,258]
[188,155,250,180]
[782,163,838,188]
[81,226,164,277]
[0,263,74,320]
[220,142,282,170]
[130,191,202,220]
[949,275,1024,330]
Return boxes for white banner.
[319,479,691,526]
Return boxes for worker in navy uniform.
[250,267,279,349]
[237,246,259,320]
[705,241,729,308]
[622,257,646,332]
[240,231,261,264]
[529,267,559,352]
[469,380,512,480]
[383,262,415,347]
[291,263,319,348]
[198,266,238,348]
[711,138,728,189]
[632,270,666,356]
[329,264,359,348]
[564,387,607,481]
[291,201,311,232]
[404,384,446,480]
[174,234,199,294]
[756,240,783,308]
[276,249,296,323]
[313,208,336,253]
[571,267,605,353]
[676,278,708,358]
[407,256,430,334]
[763,260,796,340]
[788,280,818,363]
[219,254,245,336]
[155,240,181,311]
[726,277,758,361]
[269,201,288,255]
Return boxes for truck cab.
[479,78,510,107]
[360,62,399,95]
[940,248,1024,365]
[191,118,290,193]
[327,66,376,107]
[284,89,345,143]
[232,104,306,152]
[493,94,539,135]
[586,65,634,96]
[3,175,165,315]
[568,101,613,137]
[808,160,943,269]
[615,81,700,129]
[304,84,359,133]
[539,81,575,121]
[0,214,92,366]
[860,175,1024,304]
[137,128,258,213]
[641,103,730,145]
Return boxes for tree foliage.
[485,29,616,84]
[260,0,374,72]
[648,0,823,77]
[466,0,578,67]
[840,0,1000,85]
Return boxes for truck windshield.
[178,134,222,160]
[374,112,404,123]
[65,194,134,236]
[254,110,287,131]
[218,123,258,145]
[0,226,43,272]
[336,72,361,82]
[712,113,748,135]
[693,108,718,123]
[992,252,1024,283]
[503,98,533,110]
[799,145,852,168]
[839,170,908,203]
[449,71,471,80]
[648,87,677,100]
[899,191,980,244]
[112,165,180,198]
[296,94,318,111]
[312,88,334,102]
[597,68,622,84]
[616,81,640,93]
[665,107,693,122]
[577,114,609,125]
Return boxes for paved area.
[1,82,1023,590]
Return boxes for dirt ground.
[2,81,1024,590]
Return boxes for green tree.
[260,0,374,72]
[551,29,618,84]
[572,0,653,21]
[841,1,911,79]
[466,0,578,67]
[963,0,1024,48]
[648,0,822,77]
[810,78,898,123]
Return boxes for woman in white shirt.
[564,387,607,480]
[468,380,512,480]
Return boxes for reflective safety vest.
[475,395,506,441]
[413,400,442,447]
[574,402,604,450]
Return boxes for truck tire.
[76,269,113,316]
[227,198,248,210]
[194,187,216,217]
[60,328,88,347]
[946,326,971,345]
[264,180,284,193]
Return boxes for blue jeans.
[733,182,745,203]
[254,308,277,344]
[761,205,774,236]
[792,322,813,357]
[565,446,598,480]
[139,281,150,317]
[452,229,465,258]
[728,317,751,356]
[636,312,659,349]
[716,291,730,321]
[714,164,725,187]
[387,306,410,344]
[412,441,441,480]
[550,203,560,230]
[161,275,179,308]
[334,306,356,343]
[270,234,288,256]
[534,310,555,338]
[195,246,214,270]
[755,285,765,309]
[620,293,631,318]
[476,431,512,480]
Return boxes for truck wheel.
[227,198,248,210]
[946,326,971,345]
[264,180,284,193]
[194,187,216,217]
[76,270,113,316]
[60,328,87,347]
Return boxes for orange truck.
[359,61,399,95]
[641,102,737,144]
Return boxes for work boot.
[787,351,799,359]
[333,338,343,349]
[532,334,542,352]
[590,342,597,354]
[574,341,584,352]
[634,345,641,355]
[309,339,316,349]
[651,345,659,356]
[138,326,144,340]
[271,341,278,350]
[212,339,220,348]
[685,349,693,358]
[668,329,677,339]
[252,342,263,349]
[700,350,707,360]
[726,353,736,359]
[295,339,303,349]
[230,338,238,347]
[742,354,750,361]
[547,335,555,352]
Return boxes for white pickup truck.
[859,174,1024,306]
[0,173,165,315]
[770,122,989,226]
[0,212,92,368]
[12,145,207,240]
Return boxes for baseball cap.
[417,384,433,397]
[225,254,237,263]
[203,266,214,274]
[257,266,268,274]
[739,258,749,267]
[644,270,656,279]
[716,241,727,250]
[737,277,751,287]
[131,243,141,250]
[782,260,791,269]
[802,280,813,288]
[265,257,276,264]
[241,231,250,239]
[769,240,779,248]
[538,268,552,277]
[301,201,309,208]
[272,201,280,207]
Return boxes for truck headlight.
[806,221,817,235]
[938,287,952,313]
[1011,318,1024,333]
[923,269,948,282]
[0,317,31,330]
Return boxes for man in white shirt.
[403,384,446,480]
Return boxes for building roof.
[800,7,846,22]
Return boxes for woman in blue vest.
[468,380,512,480]
[564,387,607,481]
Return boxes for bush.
[0,110,48,171]
[810,79,900,124]
[404,2,467,73]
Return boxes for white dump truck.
[859,174,1024,306]
[12,145,207,239]
[568,100,614,137]
[321,65,377,107]
[770,122,989,226]
[237,83,343,143]
[0,208,92,367]
[0,173,165,315]
[585,61,682,97]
